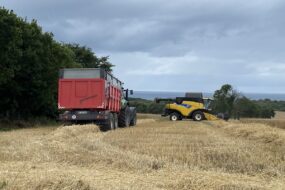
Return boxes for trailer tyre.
[119,107,131,127]
[113,113,118,129]
[192,111,205,121]
[102,112,114,131]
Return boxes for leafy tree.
[0,9,22,86]
[129,98,165,114]
[253,99,285,112]
[0,8,77,119]
[65,44,99,68]
[212,84,239,116]
[213,84,276,119]
[65,44,114,72]
[232,96,258,118]
[98,56,114,72]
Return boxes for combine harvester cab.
[58,68,137,131]
[155,92,228,122]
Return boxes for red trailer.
[58,68,136,131]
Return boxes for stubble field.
[0,114,285,190]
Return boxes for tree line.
[212,84,276,119]
[0,7,113,120]
[129,98,165,114]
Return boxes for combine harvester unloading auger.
[155,92,229,121]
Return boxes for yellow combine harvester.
[155,92,228,121]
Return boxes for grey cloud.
[5,0,285,54]
[1,0,285,93]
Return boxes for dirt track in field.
[0,115,285,190]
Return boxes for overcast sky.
[2,0,285,93]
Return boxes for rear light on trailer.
[96,115,104,119]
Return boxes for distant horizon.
[132,90,285,95]
[130,90,285,101]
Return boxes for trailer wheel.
[170,112,180,121]
[102,112,114,131]
[113,113,118,129]
[119,107,131,127]
[192,111,205,121]
[130,111,137,126]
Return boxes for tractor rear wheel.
[119,107,131,127]
[170,112,180,121]
[192,111,205,121]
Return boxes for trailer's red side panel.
[58,79,106,109]
[107,85,122,112]
[58,78,122,112]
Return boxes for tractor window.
[61,69,103,79]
